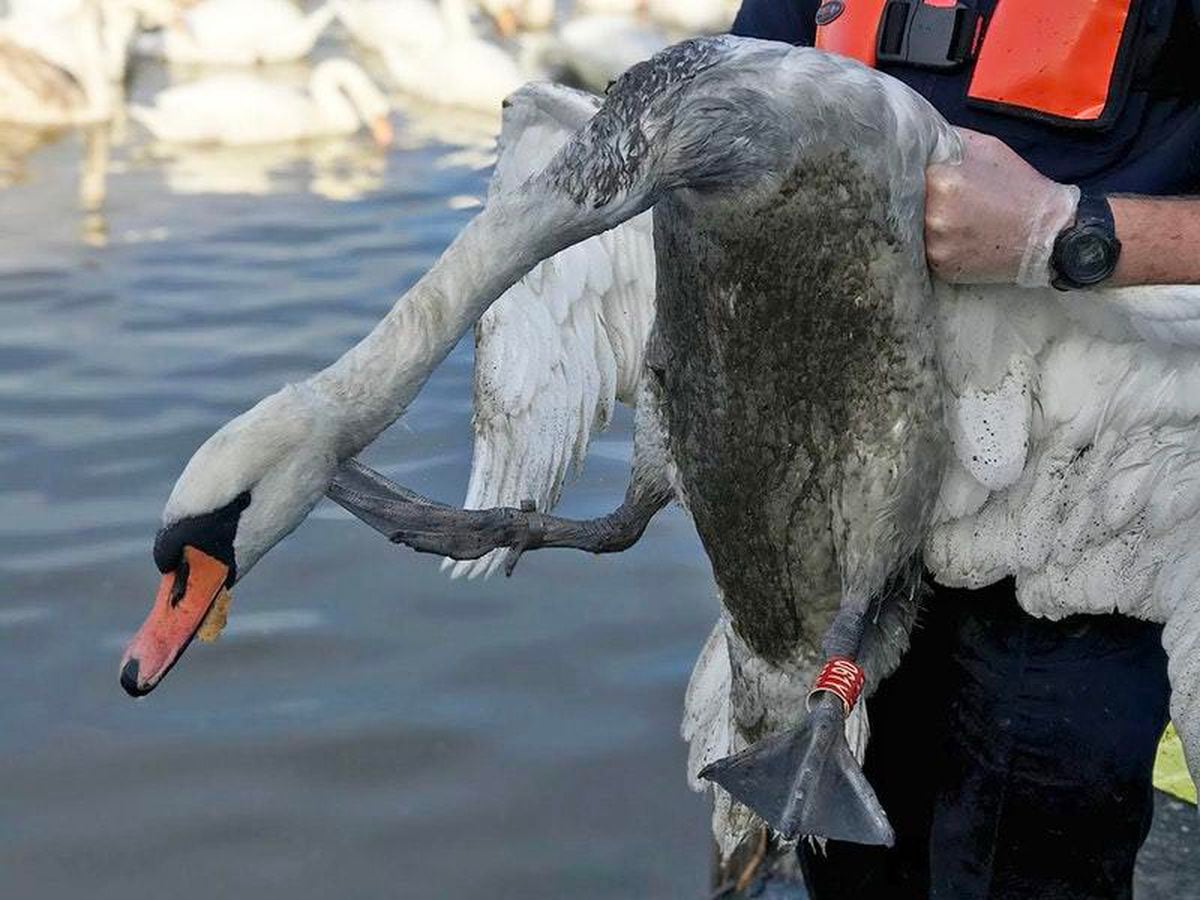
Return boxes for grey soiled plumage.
[329,34,960,858]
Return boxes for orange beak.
[369,115,394,148]
[120,546,229,697]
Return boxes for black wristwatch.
[1050,192,1122,290]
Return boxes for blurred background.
[0,1,1193,897]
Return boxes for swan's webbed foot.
[700,604,893,846]
[700,691,893,846]
[327,458,669,575]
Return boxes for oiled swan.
[118,37,1200,875]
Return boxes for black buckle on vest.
[876,0,981,71]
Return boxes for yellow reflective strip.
[1153,722,1197,805]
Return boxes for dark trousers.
[801,578,1171,900]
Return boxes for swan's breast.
[652,149,942,665]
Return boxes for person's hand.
[924,128,1080,286]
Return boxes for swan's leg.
[700,601,893,846]
[328,459,671,575]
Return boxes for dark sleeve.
[730,0,819,46]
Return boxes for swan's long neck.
[310,66,359,133]
[309,60,386,135]
[306,178,649,461]
[308,192,563,457]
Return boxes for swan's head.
[120,384,340,697]
[310,58,394,147]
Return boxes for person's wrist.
[1017,182,1081,288]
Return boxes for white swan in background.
[4,0,185,80]
[555,13,669,92]
[646,0,738,33]
[116,37,1200,882]
[0,36,98,125]
[161,0,335,65]
[381,0,528,114]
[332,0,449,53]
[0,2,114,125]
[130,58,393,145]
[1,0,109,81]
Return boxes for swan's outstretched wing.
[450,83,656,578]
[928,281,1200,783]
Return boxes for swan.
[130,58,393,146]
[1,0,98,78]
[118,36,1200,881]
[4,0,188,80]
[0,3,114,126]
[380,0,528,114]
[160,0,335,66]
[0,38,94,126]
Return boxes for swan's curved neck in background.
[310,66,359,133]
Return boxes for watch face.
[1058,225,1120,287]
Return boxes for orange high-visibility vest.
[813,0,1142,127]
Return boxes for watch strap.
[1075,192,1116,234]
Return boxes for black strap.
[1076,192,1117,233]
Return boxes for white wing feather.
[929,281,1200,780]
[448,84,656,578]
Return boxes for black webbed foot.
[700,691,893,846]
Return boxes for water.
[0,54,717,898]
[0,49,1194,900]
